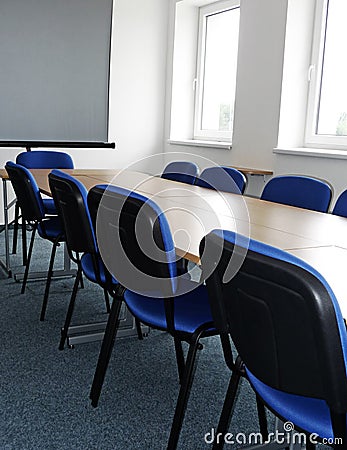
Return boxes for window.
[306,0,347,148]
[194,0,240,142]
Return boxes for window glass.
[316,0,347,136]
[194,1,240,141]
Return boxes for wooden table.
[2,167,347,318]
[70,169,347,317]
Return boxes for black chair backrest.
[48,170,97,255]
[87,184,177,298]
[5,161,45,222]
[201,230,347,412]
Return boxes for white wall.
[165,0,288,195]
[108,0,169,170]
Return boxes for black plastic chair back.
[5,161,45,222]
[201,231,347,413]
[48,170,97,255]
[88,185,177,298]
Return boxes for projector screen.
[0,0,113,142]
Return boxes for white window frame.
[193,0,240,142]
[305,0,347,149]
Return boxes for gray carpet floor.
[0,230,272,449]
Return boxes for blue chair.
[161,161,199,276]
[16,150,74,169]
[48,170,120,350]
[87,184,219,449]
[260,175,332,212]
[332,190,347,218]
[196,166,246,194]
[5,162,65,320]
[161,161,198,185]
[13,150,74,260]
[201,230,347,449]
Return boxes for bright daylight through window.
[194,0,240,142]
[306,0,347,147]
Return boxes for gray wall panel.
[0,0,112,141]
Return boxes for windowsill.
[168,138,232,150]
[274,147,347,160]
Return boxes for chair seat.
[124,283,214,334]
[38,217,64,241]
[43,198,57,215]
[247,369,339,440]
[81,253,118,286]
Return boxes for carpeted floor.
[0,230,271,449]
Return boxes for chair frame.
[48,170,115,350]
[12,150,74,263]
[87,184,218,449]
[161,161,199,185]
[260,174,332,212]
[201,230,347,449]
[5,162,65,319]
[196,166,247,194]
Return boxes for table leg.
[1,178,12,277]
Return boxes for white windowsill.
[168,138,232,150]
[274,147,347,160]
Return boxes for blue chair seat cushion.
[81,253,118,286]
[38,217,64,241]
[246,369,341,441]
[43,198,57,215]
[124,283,214,334]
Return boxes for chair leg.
[211,356,243,450]
[75,254,84,289]
[90,296,123,407]
[21,224,37,294]
[12,202,19,254]
[167,328,205,450]
[59,265,82,350]
[40,239,59,321]
[21,218,27,266]
[256,395,268,441]
[174,337,186,384]
[103,288,111,313]
[135,317,144,340]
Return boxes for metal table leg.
[1,178,12,277]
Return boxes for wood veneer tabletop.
[143,184,347,248]
[22,168,347,251]
[4,167,347,315]
[228,166,273,176]
[4,167,347,249]
[0,168,8,179]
